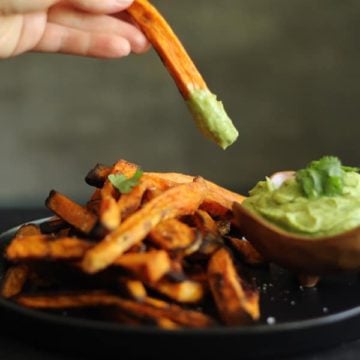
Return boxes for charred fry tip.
[85,163,111,187]
[45,190,57,206]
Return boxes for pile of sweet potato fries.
[1,160,264,329]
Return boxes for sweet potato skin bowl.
[233,202,360,275]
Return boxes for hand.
[0,0,150,59]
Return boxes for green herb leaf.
[342,165,360,173]
[108,169,143,194]
[296,156,358,198]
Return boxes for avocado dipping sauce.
[242,157,360,237]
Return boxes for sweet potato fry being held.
[127,0,238,149]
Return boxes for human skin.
[0,0,150,59]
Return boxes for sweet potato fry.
[46,190,97,234]
[6,235,93,261]
[163,260,187,282]
[1,264,29,298]
[16,291,114,309]
[227,237,266,266]
[39,217,68,235]
[99,192,120,231]
[85,163,111,188]
[119,278,147,301]
[97,166,246,217]
[16,292,215,328]
[113,250,171,283]
[141,296,215,327]
[128,0,206,98]
[147,172,246,215]
[99,160,140,230]
[2,159,267,329]
[208,248,260,325]
[86,189,102,216]
[149,279,205,304]
[116,183,147,222]
[116,173,172,221]
[155,318,181,330]
[104,303,184,329]
[111,159,139,176]
[82,178,207,273]
[127,0,238,149]
[192,210,219,236]
[149,219,197,253]
[15,223,41,237]
[186,211,223,258]
[83,165,246,214]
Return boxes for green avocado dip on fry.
[242,156,360,237]
[187,89,238,149]
[127,0,238,149]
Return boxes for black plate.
[0,219,359,359]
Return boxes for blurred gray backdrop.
[0,0,359,207]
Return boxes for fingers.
[0,0,148,59]
[0,0,134,15]
[48,4,149,54]
[33,22,132,58]
[3,12,47,57]
[0,0,58,15]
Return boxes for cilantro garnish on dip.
[242,156,360,237]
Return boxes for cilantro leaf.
[342,165,360,173]
[108,169,143,194]
[296,156,357,198]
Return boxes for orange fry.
[147,172,246,215]
[81,164,246,215]
[99,160,139,230]
[45,190,97,234]
[149,279,205,304]
[82,178,207,273]
[6,235,93,261]
[113,250,171,283]
[117,173,172,221]
[127,0,238,149]
[127,0,207,98]
[208,248,260,325]
[227,237,266,266]
[193,210,219,236]
[85,163,112,188]
[118,279,147,301]
[1,264,29,298]
[149,218,197,253]
[17,292,215,328]
[15,224,41,237]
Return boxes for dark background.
[0,0,359,207]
